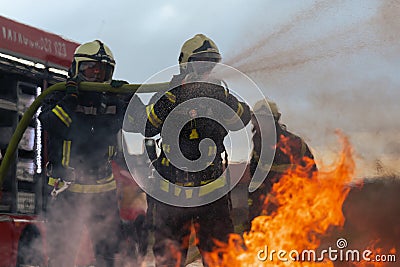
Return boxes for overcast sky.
[2,0,400,177]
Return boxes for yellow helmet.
[253,99,281,121]
[179,34,221,72]
[69,40,115,81]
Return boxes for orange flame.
[353,241,397,267]
[205,132,396,266]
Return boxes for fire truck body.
[0,214,46,266]
[0,15,79,267]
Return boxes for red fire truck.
[0,15,80,266]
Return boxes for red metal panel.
[0,217,16,267]
[0,16,80,70]
[0,214,47,266]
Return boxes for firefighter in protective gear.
[69,39,115,82]
[39,40,143,267]
[247,99,317,225]
[143,34,251,267]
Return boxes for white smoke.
[224,0,400,178]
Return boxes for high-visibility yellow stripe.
[48,177,116,193]
[65,141,71,166]
[165,92,176,103]
[108,146,115,158]
[270,164,295,173]
[198,176,226,197]
[61,141,66,166]
[61,140,71,167]
[161,157,170,166]
[56,105,72,124]
[185,189,193,198]
[158,175,228,199]
[162,144,171,153]
[208,146,217,156]
[69,180,116,193]
[146,104,162,128]
[252,150,260,161]
[176,181,195,186]
[224,103,244,125]
[96,174,114,184]
[127,114,135,125]
[48,177,59,186]
[236,102,244,117]
[200,179,214,185]
[52,105,71,127]
[160,179,169,192]
[258,162,297,173]
[150,105,162,126]
[174,186,181,196]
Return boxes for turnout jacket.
[145,74,251,186]
[39,91,127,190]
[250,121,317,178]
[248,118,317,218]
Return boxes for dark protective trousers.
[152,195,234,267]
[45,188,121,267]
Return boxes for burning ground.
[205,134,399,266]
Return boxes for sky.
[2,0,400,178]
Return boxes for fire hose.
[0,81,169,189]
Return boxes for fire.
[205,132,395,266]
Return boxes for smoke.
[224,0,400,177]
[225,0,372,72]
[22,190,143,266]
[322,178,400,262]
[374,0,400,52]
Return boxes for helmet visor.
[187,52,220,75]
[188,52,221,63]
[78,61,113,82]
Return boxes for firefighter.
[247,99,317,224]
[141,34,251,266]
[39,40,143,267]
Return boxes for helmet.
[179,34,221,72]
[253,99,281,121]
[69,40,115,82]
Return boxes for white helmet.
[253,99,281,121]
[179,34,221,73]
[69,40,115,82]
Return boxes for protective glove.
[110,79,129,88]
[65,77,80,96]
